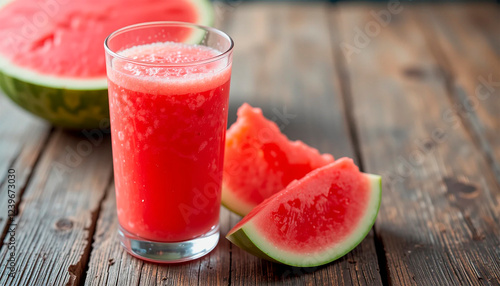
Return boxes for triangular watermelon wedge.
[226,158,381,267]
[222,103,334,216]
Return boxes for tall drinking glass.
[104,22,233,263]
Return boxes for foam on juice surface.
[108,42,231,95]
[122,42,218,65]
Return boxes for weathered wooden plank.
[333,3,500,285]
[414,4,500,184]
[0,129,113,285]
[226,3,382,285]
[445,4,500,57]
[83,184,143,286]
[0,96,51,248]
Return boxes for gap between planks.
[328,4,389,286]
[0,129,114,286]
[411,5,500,188]
[0,124,53,250]
[78,174,115,286]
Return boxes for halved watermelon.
[226,158,382,267]
[222,103,334,216]
[0,0,213,128]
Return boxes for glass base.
[118,224,219,263]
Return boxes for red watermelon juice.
[105,22,233,263]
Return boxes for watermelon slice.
[226,158,381,267]
[0,0,213,128]
[222,103,334,216]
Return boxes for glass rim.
[104,21,234,67]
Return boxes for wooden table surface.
[1,2,499,285]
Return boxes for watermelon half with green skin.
[0,0,213,129]
[226,158,382,267]
[222,103,334,216]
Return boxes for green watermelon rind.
[226,174,382,267]
[0,70,109,129]
[0,0,214,129]
[189,0,215,28]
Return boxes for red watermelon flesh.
[226,158,382,267]
[222,103,334,216]
[0,0,204,78]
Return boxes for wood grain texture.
[0,129,113,285]
[0,97,51,246]
[414,4,500,184]
[83,184,143,286]
[333,3,500,285]
[226,3,382,285]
